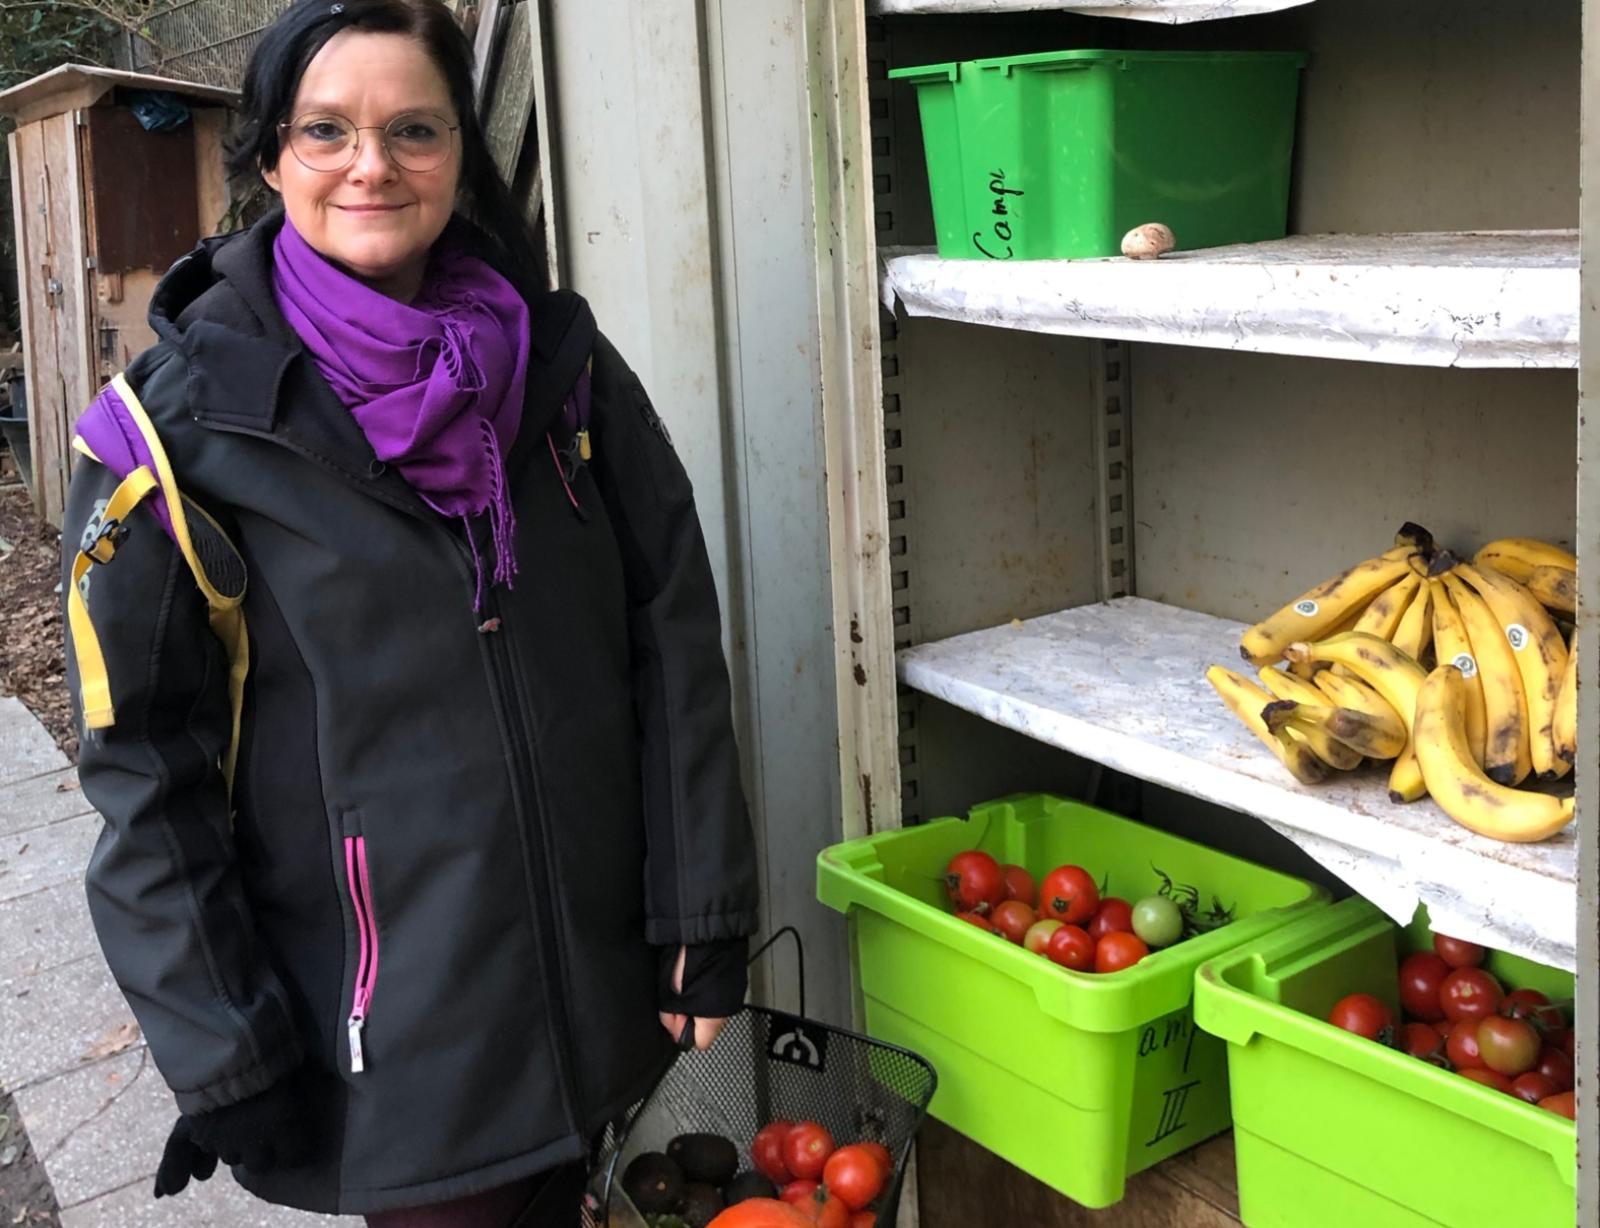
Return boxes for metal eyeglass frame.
[275,112,461,173]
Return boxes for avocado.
[723,1171,778,1204]
[666,1133,740,1188]
[622,1152,686,1216]
[682,1182,725,1228]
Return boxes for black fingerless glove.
[657,937,750,1019]
[153,1075,310,1198]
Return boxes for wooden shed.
[1,66,236,526]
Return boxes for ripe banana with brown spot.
[1351,572,1422,641]
[1258,666,1331,706]
[1314,670,1402,728]
[1414,666,1574,843]
[1523,565,1576,616]
[1442,574,1531,786]
[1456,562,1568,780]
[1284,632,1429,802]
[1427,579,1487,768]
[1238,549,1418,667]
[1263,699,1405,760]
[1473,538,1576,585]
[1208,667,1331,785]
[1553,643,1577,766]
[1391,579,1433,665]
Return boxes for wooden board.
[85,107,199,274]
[484,2,537,186]
[918,1118,1239,1226]
[191,106,233,236]
[92,269,161,383]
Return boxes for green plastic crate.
[1194,897,1576,1227]
[815,793,1328,1208]
[891,49,1308,261]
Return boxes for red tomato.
[1039,865,1100,925]
[781,1180,819,1204]
[752,1121,795,1185]
[1432,933,1486,969]
[850,1215,876,1228]
[822,1145,885,1212]
[1458,1067,1513,1094]
[1397,952,1450,1022]
[1094,931,1149,974]
[1400,1021,1443,1059]
[953,911,996,934]
[855,1141,893,1178]
[1087,898,1134,942]
[793,1190,850,1228]
[1539,1091,1577,1120]
[782,1123,835,1182]
[1477,1015,1540,1076]
[1439,968,1502,1021]
[990,899,1038,945]
[1501,988,1565,1033]
[1512,1072,1557,1104]
[1001,864,1036,907]
[1536,1045,1575,1093]
[1023,918,1062,955]
[944,850,1005,915]
[1551,1027,1577,1058]
[1446,1018,1486,1070]
[1045,923,1094,972]
[1433,1020,1456,1042]
[1328,993,1394,1042]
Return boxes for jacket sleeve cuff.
[170,1043,305,1116]
[645,910,760,948]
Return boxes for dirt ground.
[1,451,67,1228]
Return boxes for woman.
[60,1,760,1223]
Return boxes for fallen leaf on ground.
[80,1020,140,1061]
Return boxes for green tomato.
[1131,895,1184,948]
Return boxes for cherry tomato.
[1094,930,1149,974]
[1328,993,1394,1042]
[1511,1072,1557,1104]
[1458,1067,1513,1094]
[781,1180,820,1204]
[1432,933,1486,969]
[1538,1091,1577,1120]
[752,1121,795,1185]
[1039,865,1100,925]
[1501,988,1565,1033]
[1087,897,1133,942]
[1001,864,1036,907]
[990,899,1038,945]
[944,850,1005,915]
[1045,923,1094,972]
[1536,1045,1575,1094]
[793,1189,850,1228]
[1397,952,1450,1022]
[1476,1015,1540,1077]
[1130,895,1185,949]
[851,1214,877,1228]
[1446,1018,1485,1070]
[1400,1021,1444,1059]
[822,1145,885,1212]
[1023,918,1062,955]
[855,1141,893,1178]
[1551,1026,1576,1058]
[782,1122,835,1182]
[1433,1020,1456,1043]
[953,911,996,934]
[1439,968,1502,1021]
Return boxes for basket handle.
[748,925,805,1019]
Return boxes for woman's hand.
[657,944,729,1051]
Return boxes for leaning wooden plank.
[483,2,536,187]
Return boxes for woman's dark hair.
[227,0,544,297]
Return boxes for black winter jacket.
[61,214,760,1214]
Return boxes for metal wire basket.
[580,928,937,1227]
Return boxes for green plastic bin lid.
[889,47,1309,85]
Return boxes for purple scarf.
[271,219,531,605]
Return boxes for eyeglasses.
[277,111,460,173]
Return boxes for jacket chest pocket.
[337,811,381,1074]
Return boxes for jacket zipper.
[343,834,379,1073]
[466,569,585,1132]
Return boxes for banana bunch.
[1209,526,1578,844]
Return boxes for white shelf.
[872,0,1312,21]
[897,598,1577,971]
[881,232,1579,368]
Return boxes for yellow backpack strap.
[70,373,250,795]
